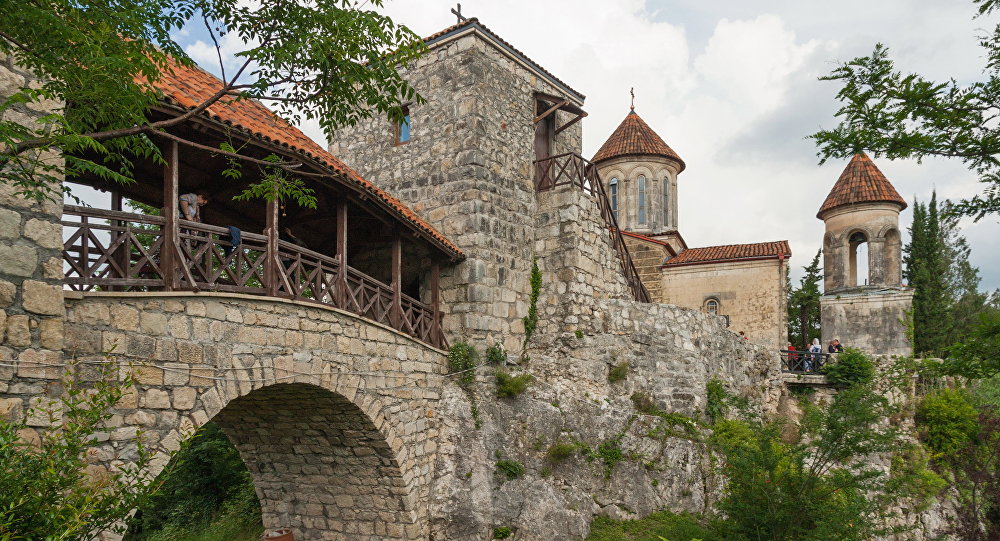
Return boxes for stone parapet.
[820,288,914,357]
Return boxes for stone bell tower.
[818,153,913,356]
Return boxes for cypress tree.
[905,192,953,355]
[787,250,823,349]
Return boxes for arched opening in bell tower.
[849,231,869,287]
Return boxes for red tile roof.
[423,18,585,103]
[592,110,685,171]
[145,57,463,258]
[817,153,907,219]
[620,230,678,257]
[662,241,791,267]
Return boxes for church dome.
[592,110,685,172]
[817,153,907,219]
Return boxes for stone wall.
[822,203,904,291]
[329,30,584,352]
[594,154,680,236]
[6,292,448,540]
[661,258,788,349]
[820,289,914,356]
[0,54,67,383]
[427,297,781,540]
[622,235,670,302]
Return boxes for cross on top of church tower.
[630,87,635,111]
[451,3,467,24]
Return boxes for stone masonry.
[4,292,448,540]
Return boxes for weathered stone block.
[172,387,197,410]
[38,318,63,349]
[141,388,171,409]
[110,304,140,331]
[6,314,31,347]
[23,218,62,249]
[0,208,19,239]
[0,279,15,308]
[0,243,37,277]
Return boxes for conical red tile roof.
[817,153,907,219]
[592,110,685,172]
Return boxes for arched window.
[637,175,646,225]
[705,298,720,315]
[849,231,869,287]
[609,177,619,222]
[662,175,670,227]
[394,105,411,144]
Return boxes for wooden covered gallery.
[63,59,463,349]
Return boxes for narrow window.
[610,177,619,222]
[705,299,719,315]
[662,175,670,227]
[637,175,646,225]
[394,105,411,145]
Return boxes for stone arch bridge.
[9,291,447,540]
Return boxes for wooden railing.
[61,205,447,349]
[780,350,832,374]
[533,152,651,303]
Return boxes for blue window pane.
[610,177,619,222]
[398,115,411,143]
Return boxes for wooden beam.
[162,140,179,291]
[555,110,588,135]
[390,230,403,328]
[335,199,349,306]
[430,260,442,348]
[265,198,280,296]
[534,100,569,124]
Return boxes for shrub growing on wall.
[823,348,875,387]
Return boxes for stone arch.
[205,382,417,540]
[846,228,871,287]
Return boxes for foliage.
[492,526,513,539]
[822,347,875,387]
[485,342,507,366]
[608,361,630,383]
[705,378,728,424]
[916,389,981,458]
[591,437,625,478]
[787,249,822,349]
[522,258,542,350]
[0,0,425,202]
[711,385,922,540]
[585,510,717,541]
[495,371,534,398]
[0,360,159,539]
[495,460,525,481]
[137,483,262,541]
[546,442,578,463]
[631,391,657,414]
[126,422,259,539]
[448,341,479,387]
[939,407,1000,540]
[810,0,1000,220]
[226,147,317,209]
[936,310,1000,379]
[904,194,953,356]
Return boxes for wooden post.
[161,140,179,291]
[430,260,442,348]
[334,199,348,307]
[389,230,402,328]
[110,190,126,288]
[265,198,280,296]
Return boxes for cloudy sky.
[177,0,999,290]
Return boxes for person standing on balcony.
[178,191,210,222]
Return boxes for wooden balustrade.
[532,153,651,303]
[61,205,447,349]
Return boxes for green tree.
[787,249,823,349]
[0,361,160,539]
[904,193,952,355]
[811,0,1000,221]
[0,0,424,202]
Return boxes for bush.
[448,341,479,386]
[705,377,728,423]
[822,347,875,387]
[586,510,717,541]
[495,371,534,398]
[496,460,525,480]
[485,342,507,366]
[546,442,578,463]
[915,388,979,457]
[608,361,629,383]
[493,526,513,539]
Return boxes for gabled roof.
[662,241,791,267]
[145,58,463,259]
[817,153,907,219]
[424,18,585,104]
[592,110,685,171]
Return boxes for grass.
[143,513,262,541]
[586,510,717,541]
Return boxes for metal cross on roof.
[630,87,635,110]
[451,3,467,23]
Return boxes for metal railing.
[533,152,651,303]
[780,350,832,374]
[62,205,446,349]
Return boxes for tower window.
[637,175,646,225]
[705,298,720,315]
[662,175,670,227]
[394,105,411,145]
[610,177,619,222]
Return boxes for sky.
[171,0,1000,290]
